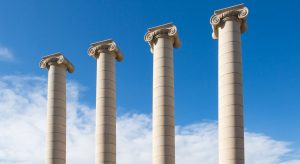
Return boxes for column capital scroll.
[144,23,181,53]
[88,39,123,62]
[39,52,74,73]
[210,3,249,39]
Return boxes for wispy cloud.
[0,45,14,62]
[0,75,299,164]
[0,46,14,62]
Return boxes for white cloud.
[245,133,291,164]
[0,46,14,62]
[281,160,300,164]
[176,122,218,163]
[0,75,299,164]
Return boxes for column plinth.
[145,23,181,164]
[40,53,74,164]
[210,4,248,164]
[88,39,123,164]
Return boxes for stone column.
[40,53,74,164]
[145,23,181,164]
[88,39,123,164]
[210,4,249,164]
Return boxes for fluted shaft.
[145,23,180,164]
[218,19,244,164]
[95,52,116,164]
[40,53,73,164]
[88,39,123,164]
[46,64,67,164]
[210,4,248,164]
[153,36,175,164]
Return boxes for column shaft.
[153,37,175,164]
[46,64,67,164]
[95,52,116,164]
[218,20,244,164]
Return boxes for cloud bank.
[0,75,299,164]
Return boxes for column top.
[144,22,181,53]
[39,52,74,73]
[88,39,123,62]
[210,3,249,39]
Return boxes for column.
[144,23,181,164]
[40,53,74,164]
[210,4,249,164]
[88,39,123,164]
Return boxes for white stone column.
[210,4,249,164]
[88,39,123,164]
[40,53,74,164]
[145,23,181,164]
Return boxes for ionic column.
[40,53,74,164]
[88,39,123,164]
[210,4,249,164]
[144,23,181,164]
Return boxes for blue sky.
[0,0,299,162]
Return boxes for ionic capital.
[39,52,74,73]
[144,23,181,53]
[88,39,123,62]
[210,3,249,39]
